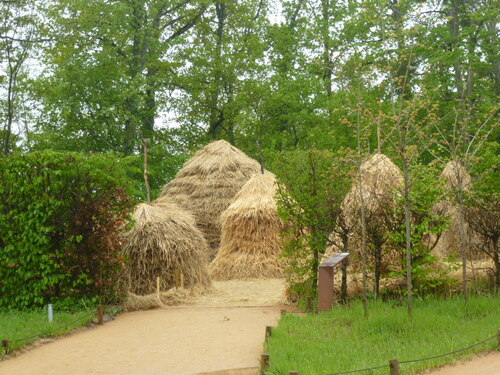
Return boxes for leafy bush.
[271,149,352,308]
[0,151,134,309]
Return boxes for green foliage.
[385,163,453,295]
[267,295,500,375]
[272,149,352,307]
[0,151,134,309]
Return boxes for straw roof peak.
[159,140,261,256]
[441,160,472,191]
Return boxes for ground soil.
[1,278,498,375]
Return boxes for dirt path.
[2,279,498,375]
[0,279,288,375]
[423,352,500,375]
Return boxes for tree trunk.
[320,0,332,120]
[457,190,469,303]
[374,243,382,298]
[493,238,499,290]
[358,167,369,317]
[401,156,413,317]
[208,1,225,139]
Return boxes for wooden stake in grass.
[1,339,9,354]
[175,269,180,287]
[180,272,184,289]
[260,353,270,375]
[265,326,272,338]
[97,305,104,326]
[156,276,160,301]
[389,359,400,375]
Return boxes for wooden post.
[175,269,180,287]
[389,359,400,375]
[318,265,334,311]
[306,296,313,312]
[340,258,348,304]
[2,339,9,354]
[289,372,299,375]
[265,326,272,338]
[97,305,104,326]
[156,276,160,301]
[180,272,185,289]
[260,353,270,375]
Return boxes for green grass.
[266,295,500,375]
[0,308,95,355]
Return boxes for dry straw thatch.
[123,288,191,311]
[122,202,211,296]
[159,140,261,258]
[432,160,481,258]
[332,153,403,273]
[341,153,403,225]
[210,172,285,280]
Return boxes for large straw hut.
[210,172,285,280]
[432,160,480,257]
[158,140,261,258]
[122,202,210,296]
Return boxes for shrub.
[0,151,134,309]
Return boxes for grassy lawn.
[266,295,500,375]
[0,308,95,356]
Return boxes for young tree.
[273,149,352,309]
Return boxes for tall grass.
[0,308,94,355]
[266,295,500,375]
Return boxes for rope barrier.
[264,332,497,375]
[399,334,497,364]
[324,364,388,375]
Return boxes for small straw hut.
[209,172,285,280]
[340,153,403,229]
[432,160,480,258]
[122,202,211,296]
[158,140,261,258]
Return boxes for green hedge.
[0,151,134,309]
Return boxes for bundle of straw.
[122,202,211,295]
[159,140,261,258]
[210,172,285,279]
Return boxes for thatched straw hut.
[341,153,403,225]
[122,202,211,296]
[158,140,261,258]
[433,160,479,257]
[209,172,285,280]
[334,153,403,294]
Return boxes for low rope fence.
[1,305,106,354]
[261,322,500,375]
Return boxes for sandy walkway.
[0,279,288,375]
[0,306,280,375]
[424,351,500,375]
